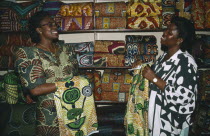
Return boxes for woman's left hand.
[142,65,156,82]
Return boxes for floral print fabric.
[15,42,78,135]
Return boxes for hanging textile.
[54,76,98,136]
[124,63,152,136]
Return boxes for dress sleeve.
[14,47,46,94]
[163,56,198,106]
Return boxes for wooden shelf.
[95,100,127,105]
[59,28,210,34]
[79,66,132,69]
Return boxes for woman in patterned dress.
[142,16,198,136]
[15,11,78,136]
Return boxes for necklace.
[38,43,56,53]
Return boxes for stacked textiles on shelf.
[93,40,126,67]
[42,0,63,18]
[126,1,162,29]
[1,0,210,32]
[175,0,192,20]
[0,32,33,69]
[55,2,94,31]
[125,35,158,66]
[67,42,94,67]
[94,2,127,29]
[192,34,210,67]
[100,69,132,102]
[0,1,42,32]
[162,0,176,28]
[198,70,210,101]
[192,0,205,29]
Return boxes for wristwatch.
[153,77,158,83]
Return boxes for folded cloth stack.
[125,35,158,66]
[66,42,94,67]
[93,40,126,67]
[55,2,94,31]
[126,1,162,29]
[0,1,42,32]
[175,0,192,20]
[95,2,127,29]
[101,69,132,102]
[162,0,175,28]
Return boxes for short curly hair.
[171,16,196,53]
[28,11,50,43]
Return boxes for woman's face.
[38,16,59,40]
[161,23,180,49]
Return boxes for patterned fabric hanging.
[124,63,152,136]
[55,76,98,136]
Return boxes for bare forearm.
[30,83,57,96]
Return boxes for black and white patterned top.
[149,50,198,136]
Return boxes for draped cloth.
[124,63,151,136]
[54,76,98,136]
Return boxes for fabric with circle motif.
[93,71,102,101]
[54,76,98,136]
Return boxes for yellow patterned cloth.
[127,2,162,17]
[54,76,98,136]
[124,64,151,136]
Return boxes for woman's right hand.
[25,94,35,104]
[132,60,142,68]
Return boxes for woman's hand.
[132,60,142,68]
[143,65,167,91]
[142,65,156,82]
[25,94,35,104]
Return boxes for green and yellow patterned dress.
[15,42,78,136]
[124,64,151,136]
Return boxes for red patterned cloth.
[101,91,129,102]
[192,0,205,29]
[127,2,162,17]
[127,16,160,29]
[95,2,127,17]
[205,0,210,28]
[59,16,93,31]
[95,17,126,29]
[101,69,132,93]
[93,53,125,67]
[94,40,126,54]
[59,3,93,16]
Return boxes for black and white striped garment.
[149,50,198,136]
